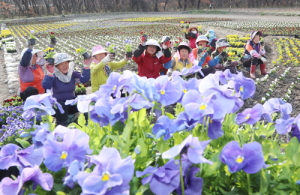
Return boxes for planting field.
[0,13,300,195]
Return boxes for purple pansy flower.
[175,167,203,195]
[219,141,265,174]
[231,72,256,100]
[263,98,292,120]
[236,104,265,125]
[275,117,295,135]
[0,165,53,195]
[162,135,212,165]
[152,116,180,140]
[176,111,199,132]
[98,72,121,99]
[207,118,224,139]
[76,147,134,195]
[182,90,215,120]
[43,128,92,172]
[136,159,180,195]
[0,144,43,170]
[63,160,85,189]
[173,76,200,103]
[22,92,64,120]
[154,75,183,106]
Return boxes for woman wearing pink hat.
[90,45,131,93]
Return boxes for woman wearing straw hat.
[89,45,131,93]
[42,53,90,126]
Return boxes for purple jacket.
[42,69,90,102]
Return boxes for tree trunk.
[197,0,200,9]
[183,0,187,10]
[154,0,158,11]
[164,0,169,11]
[178,0,182,9]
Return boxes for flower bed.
[119,17,231,23]
[0,69,299,194]
[203,21,300,36]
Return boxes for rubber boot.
[260,64,267,75]
[250,65,256,79]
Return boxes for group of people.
[18,27,267,126]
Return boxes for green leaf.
[137,138,147,157]
[78,113,86,127]
[15,138,31,148]
[173,132,183,145]
[156,138,169,154]
[56,192,66,195]
[286,137,299,161]
[259,170,268,194]
[107,135,125,147]
[293,152,300,167]
[123,119,134,142]
[138,108,147,124]
[165,112,175,119]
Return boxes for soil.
[0,49,12,104]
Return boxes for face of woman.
[253,34,260,44]
[31,54,37,65]
[56,61,70,74]
[179,48,189,60]
[218,46,226,53]
[95,53,106,62]
[146,45,157,55]
[197,41,208,49]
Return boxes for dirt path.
[0,49,12,104]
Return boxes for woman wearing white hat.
[133,37,171,79]
[42,53,91,126]
[18,41,48,101]
[192,35,220,78]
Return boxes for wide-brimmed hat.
[216,38,230,48]
[196,35,209,44]
[205,30,216,38]
[188,26,198,32]
[92,45,109,56]
[54,53,73,66]
[21,48,43,58]
[145,39,161,52]
[250,31,262,41]
[177,42,192,53]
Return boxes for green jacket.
[91,60,127,93]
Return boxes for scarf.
[54,61,74,83]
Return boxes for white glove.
[223,61,231,67]
[101,54,115,65]
[261,57,267,63]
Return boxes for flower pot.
[82,52,90,59]
[47,58,55,65]
[110,52,116,57]
[51,37,56,43]
[75,91,86,98]
[142,34,148,41]
[126,52,132,58]
[29,39,36,45]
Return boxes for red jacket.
[133,45,171,79]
